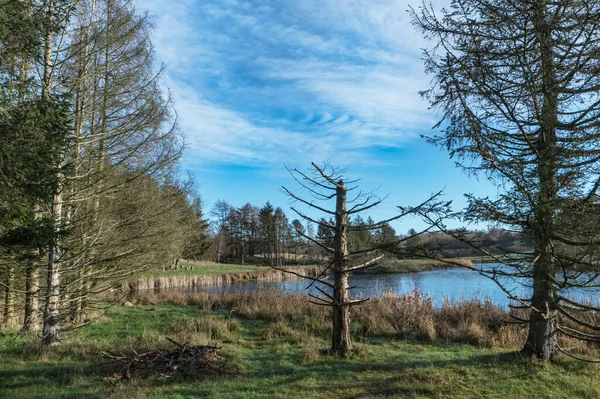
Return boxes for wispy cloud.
[137,0,442,167]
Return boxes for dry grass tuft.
[131,289,529,348]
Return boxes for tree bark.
[23,262,40,331]
[43,187,63,346]
[41,0,62,346]
[332,181,351,355]
[3,265,15,327]
[522,260,558,361]
[522,0,559,361]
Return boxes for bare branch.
[346,255,384,272]
[282,187,335,215]
[268,265,334,289]
[311,161,342,187]
[306,259,334,290]
[339,298,371,307]
[293,228,335,254]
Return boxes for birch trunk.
[41,0,63,346]
[23,262,40,330]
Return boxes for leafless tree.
[276,162,444,356]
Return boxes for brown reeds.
[129,289,525,348]
[124,266,322,293]
[128,289,600,354]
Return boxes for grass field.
[1,293,599,399]
[137,258,471,280]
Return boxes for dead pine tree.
[277,162,443,356]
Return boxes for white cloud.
[136,0,444,167]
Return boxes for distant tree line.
[206,198,529,264]
[404,228,530,259]
[207,200,399,265]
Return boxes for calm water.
[182,263,600,308]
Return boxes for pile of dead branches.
[102,338,227,380]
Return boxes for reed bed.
[131,289,528,348]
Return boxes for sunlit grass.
[1,299,599,399]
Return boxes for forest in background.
[203,199,529,266]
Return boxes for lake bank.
[126,258,475,294]
[356,257,474,274]
[124,264,322,293]
[130,261,600,309]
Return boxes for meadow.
[1,289,599,398]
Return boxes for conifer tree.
[413,0,600,361]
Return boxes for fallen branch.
[102,338,227,380]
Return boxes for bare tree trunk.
[522,261,558,361]
[43,187,63,346]
[19,0,40,332]
[41,0,53,99]
[216,230,223,262]
[73,265,87,323]
[332,182,351,355]
[3,265,15,327]
[23,262,40,330]
[41,0,62,346]
[241,239,245,264]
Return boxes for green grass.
[1,303,599,398]
[138,258,478,280]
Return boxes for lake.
[180,263,600,308]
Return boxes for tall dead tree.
[278,163,442,356]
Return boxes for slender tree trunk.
[241,238,245,264]
[97,0,110,179]
[23,262,40,330]
[332,182,351,355]
[73,264,87,323]
[41,0,53,100]
[19,0,41,331]
[43,187,63,346]
[3,265,15,327]
[283,234,286,265]
[41,0,63,346]
[217,230,223,262]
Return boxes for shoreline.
[124,265,322,293]
[126,258,481,293]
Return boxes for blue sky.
[135,0,498,233]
